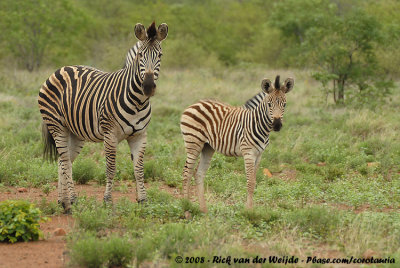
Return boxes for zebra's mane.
[123,41,141,69]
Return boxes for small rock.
[317,162,326,166]
[367,162,379,167]
[263,168,273,178]
[362,249,376,259]
[54,228,67,236]
[17,188,28,193]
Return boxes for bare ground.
[0,181,177,268]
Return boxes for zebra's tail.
[42,122,58,162]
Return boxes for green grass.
[0,67,399,265]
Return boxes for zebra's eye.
[138,52,143,58]
[158,52,163,58]
[283,103,286,108]
[268,102,272,107]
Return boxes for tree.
[269,0,394,104]
[308,9,393,103]
[0,0,89,71]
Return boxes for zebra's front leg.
[127,133,147,203]
[103,133,118,203]
[243,152,258,209]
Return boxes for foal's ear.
[157,23,168,41]
[134,23,147,41]
[261,78,273,94]
[283,78,294,93]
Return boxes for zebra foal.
[181,75,294,212]
[38,22,168,212]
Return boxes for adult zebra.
[38,22,168,212]
[181,75,294,212]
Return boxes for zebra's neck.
[252,100,273,135]
[124,41,141,69]
[122,42,149,108]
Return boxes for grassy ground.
[0,67,399,267]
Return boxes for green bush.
[69,232,106,268]
[104,235,134,267]
[285,206,340,239]
[239,207,280,228]
[70,232,134,268]
[35,198,63,216]
[72,158,99,184]
[0,200,47,243]
[72,197,113,232]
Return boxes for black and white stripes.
[180,75,294,212]
[38,22,168,212]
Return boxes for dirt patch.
[0,181,181,268]
[276,168,297,181]
[0,215,73,268]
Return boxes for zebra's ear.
[157,23,168,41]
[283,78,294,93]
[261,79,273,94]
[134,23,147,41]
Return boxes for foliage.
[0,0,91,71]
[308,9,393,104]
[268,0,337,66]
[270,1,395,104]
[0,200,47,243]
[69,232,107,268]
[104,234,134,267]
[35,198,63,216]
[72,157,101,185]
[72,196,114,232]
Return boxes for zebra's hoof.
[137,198,147,204]
[71,196,78,205]
[59,201,72,214]
[103,196,113,204]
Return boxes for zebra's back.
[38,65,122,142]
[181,99,246,157]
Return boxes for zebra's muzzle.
[143,73,156,97]
[272,118,282,132]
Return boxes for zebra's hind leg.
[53,131,75,213]
[68,134,85,204]
[103,133,118,203]
[194,143,214,213]
[127,133,148,203]
[182,142,203,200]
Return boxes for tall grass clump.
[72,157,101,184]
[69,232,106,268]
[72,196,114,232]
[338,212,400,256]
[284,206,341,239]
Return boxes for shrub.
[239,207,280,227]
[72,158,99,184]
[72,197,113,232]
[157,223,198,258]
[35,198,63,216]
[285,206,340,239]
[69,232,106,268]
[0,200,47,243]
[70,232,134,268]
[104,235,134,267]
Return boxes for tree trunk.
[338,78,345,102]
[333,80,337,103]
